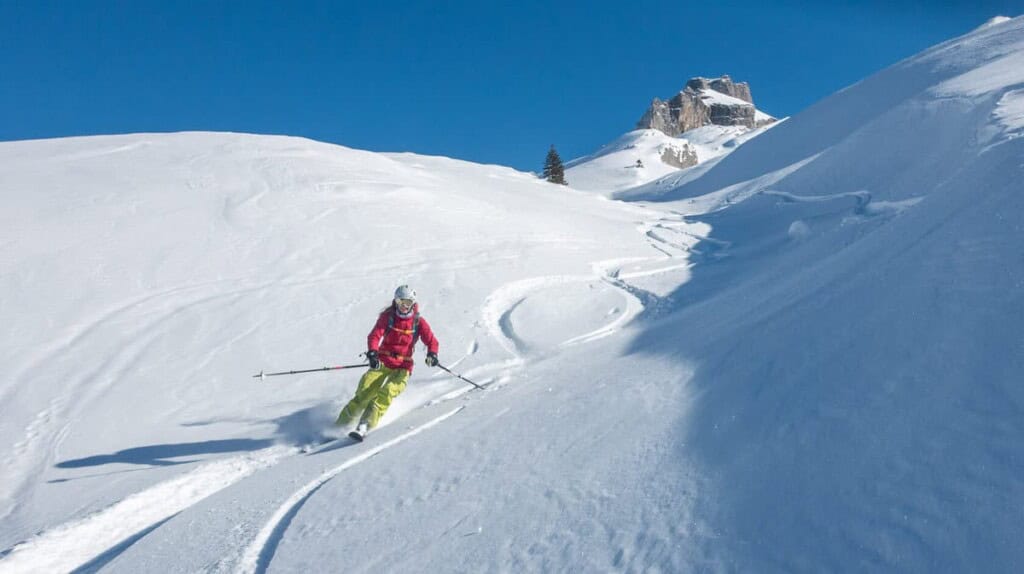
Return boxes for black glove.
[366,350,381,369]
[425,352,439,367]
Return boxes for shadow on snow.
[53,401,341,470]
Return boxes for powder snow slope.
[0,131,705,573]
[1,14,1024,574]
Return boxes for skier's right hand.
[366,350,381,369]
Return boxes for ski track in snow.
[479,212,696,359]
[228,207,698,572]
[2,259,441,519]
[234,406,464,574]
[0,447,292,574]
[3,277,313,518]
[0,203,702,573]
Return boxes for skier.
[335,285,439,440]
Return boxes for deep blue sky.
[2,1,1022,171]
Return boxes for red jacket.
[367,303,439,373]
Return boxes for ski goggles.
[395,298,415,308]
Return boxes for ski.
[311,376,502,451]
[303,435,360,455]
[347,422,370,442]
[300,436,337,454]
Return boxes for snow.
[0,131,696,573]
[236,406,463,574]
[977,15,1013,30]
[697,87,775,123]
[564,88,776,196]
[563,129,690,193]
[565,124,773,195]
[993,88,1024,134]
[2,14,1024,574]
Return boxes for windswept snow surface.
[2,15,1024,574]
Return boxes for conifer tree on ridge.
[542,145,567,185]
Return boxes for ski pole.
[253,363,369,380]
[436,363,486,390]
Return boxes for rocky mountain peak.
[636,75,774,136]
[685,75,753,103]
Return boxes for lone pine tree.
[542,145,567,185]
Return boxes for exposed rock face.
[686,76,754,103]
[637,75,774,136]
[659,143,699,169]
[709,102,757,127]
[637,97,703,137]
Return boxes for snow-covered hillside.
[564,125,772,194]
[624,14,1024,571]
[565,104,776,196]
[2,14,1024,574]
[565,76,776,195]
[0,131,705,573]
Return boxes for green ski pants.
[335,366,409,429]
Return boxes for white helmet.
[394,284,416,303]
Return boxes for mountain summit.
[565,75,777,192]
[636,75,776,136]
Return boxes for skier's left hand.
[425,352,439,367]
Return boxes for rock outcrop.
[686,76,753,103]
[659,143,699,169]
[637,75,774,136]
